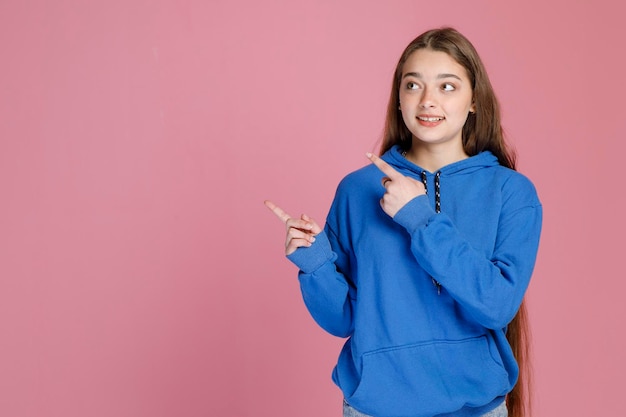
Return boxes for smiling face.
[399,48,475,151]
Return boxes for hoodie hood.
[381,144,502,217]
[382,144,500,177]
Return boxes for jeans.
[342,399,508,417]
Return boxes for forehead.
[402,49,469,80]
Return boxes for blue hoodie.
[288,145,542,417]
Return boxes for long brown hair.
[380,28,531,417]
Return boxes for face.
[398,48,475,149]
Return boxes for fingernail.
[366,152,372,158]
[310,237,316,242]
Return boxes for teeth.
[418,116,444,122]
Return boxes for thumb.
[301,214,323,235]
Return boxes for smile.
[417,116,445,122]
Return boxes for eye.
[442,83,456,92]
[406,81,420,90]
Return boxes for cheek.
[398,94,409,115]
[450,99,473,117]
[399,92,417,113]
[398,90,406,106]
[399,106,413,124]
[463,94,474,112]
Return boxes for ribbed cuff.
[286,230,336,274]
[393,195,435,234]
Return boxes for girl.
[265,27,542,417]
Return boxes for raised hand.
[264,200,322,256]
[366,152,426,218]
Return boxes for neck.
[404,140,469,172]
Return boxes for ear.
[469,102,476,114]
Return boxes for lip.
[417,114,445,127]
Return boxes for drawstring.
[420,171,441,213]
[434,172,441,213]
[420,170,443,295]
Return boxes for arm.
[288,225,354,337]
[366,153,542,330]
[394,193,542,329]
[264,201,354,337]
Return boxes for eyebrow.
[402,72,463,81]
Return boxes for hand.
[264,200,322,256]
[366,152,426,218]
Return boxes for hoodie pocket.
[346,336,509,417]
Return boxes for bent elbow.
[314,315,353,338]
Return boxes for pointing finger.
[366,152,402,179]
[264,200,291,224]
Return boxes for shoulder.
[326,164,383,225]
[335,164,382,194]
[494,166,541,208]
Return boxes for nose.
[419,87,435,108]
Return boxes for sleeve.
[286,224,355,338]
[393,181,543,330]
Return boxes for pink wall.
[1,1,624,416]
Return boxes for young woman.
[265,27,542,417]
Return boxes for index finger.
[366,152,402,179]
[264,200,291,224]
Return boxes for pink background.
[1,1,624,416]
